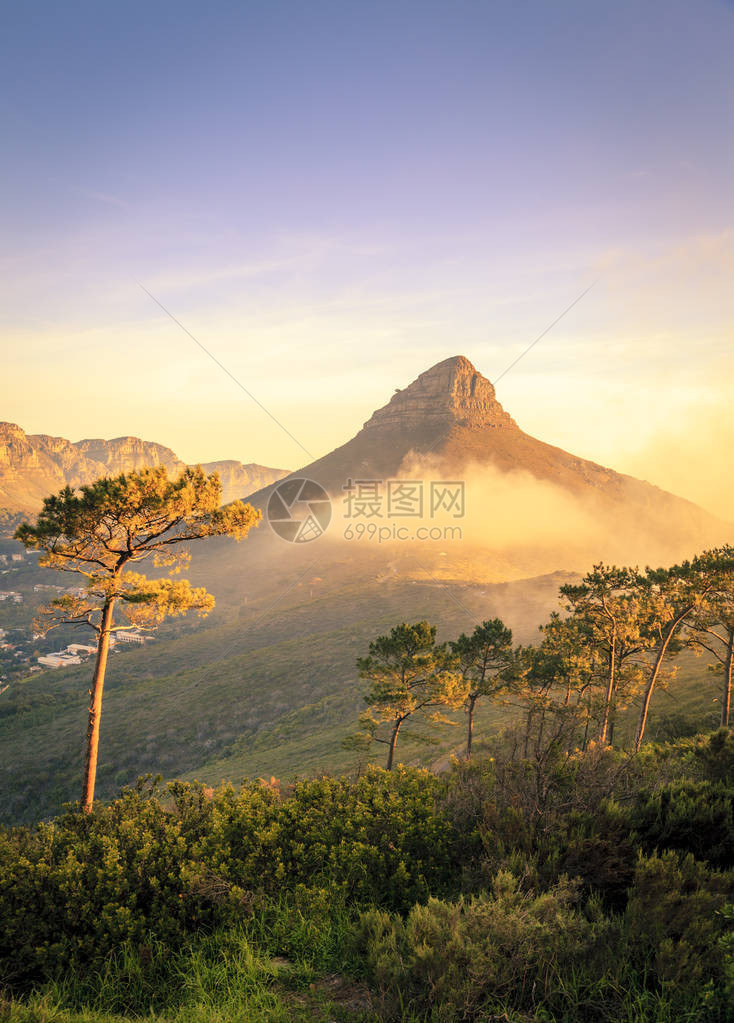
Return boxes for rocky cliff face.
[363,355,517,432]
[0,425,69,509]
[74,437,180,476]
[203,460,291,498]
[0,424,288,512]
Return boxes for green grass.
[0,565,567,824]
[0,536,725,826]
[0,924,714,1023]
[0,935,718,1023]
[0,909,381,1023]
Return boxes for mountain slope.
[0,423,288,511]
[244,355,724,562]
[0,568,580,823]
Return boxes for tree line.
[351,546,734,768]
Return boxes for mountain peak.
[362,355,517,432]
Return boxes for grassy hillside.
[0,549,571,824]
[0,546,723,825]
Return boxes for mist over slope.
[236,354,728,581]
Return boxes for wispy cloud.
[79,189,131,211]
[594,229,734,277]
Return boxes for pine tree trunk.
[722,627,734,728]
[523,707,534,759]
[581,715,590,752]
[536,706,546,753]
[82,598,115,812]
[386,719,402,770]
[599,638,616,745]
[466,693,478,757]
[635,619,680,752]
[607,702,617,747]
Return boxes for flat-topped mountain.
[0,423,288,512]
[244,355,726,561]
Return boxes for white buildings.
[37,652,82,669]
[33,584,86,597]
[0,591,22,603]
[116,630,147,645]
[37,642,98,668]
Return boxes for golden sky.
[1,2,732,520]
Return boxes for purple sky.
[1,0,733,514]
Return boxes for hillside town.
[1,624,151,678]
[36,632,149,669]
[0,540,152,684]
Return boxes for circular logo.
[266,477,332,543]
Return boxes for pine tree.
[634,547,734,751]
[450,618,513,757]
[15,466,260,811]
[560,566,645,745]
[354,621,465,769]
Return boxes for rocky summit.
[362,355,517,432]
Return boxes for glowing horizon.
[1,0,732,518]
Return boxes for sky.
[1,0,732,516]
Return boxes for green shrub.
[193,767,459,912]
[558,800,637,911]
[632,780,734,869]
[0,767,460,992]
[2,746,732,1019]
[649,711,719,743]
[0,781,202,991]
[623,850,734,1012]
[355,870,601,1020]
[695,728,734,784]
